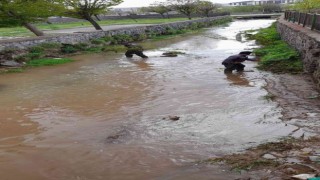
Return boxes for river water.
[0,20,300,180]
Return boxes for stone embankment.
[277,16,320,88]
[0,16,229,51]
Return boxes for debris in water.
[168,116,180,121]
[161,51,185,57]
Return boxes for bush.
[132,33,147,41]
[60,44,78,53]
[29,46,44,53]
[25,52,42,59]
[90,39,105,45]
[110,34,133,45]
[73,43,89,51]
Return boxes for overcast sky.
[116,0,241,7]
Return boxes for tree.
[127,9,138,22]
[293,0,320,12]
[64,0,123,30]
[168,0,198,20]
[148,2,171,18]
[0,0,64,36]
[195,1,219,17]
[261,3,282,13]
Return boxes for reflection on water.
[225,72,252,87]
[127,58,153,71]
[0,19,300,179]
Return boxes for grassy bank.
[0,17,232,72]
[249,23,303,74]
[0,18,195,37]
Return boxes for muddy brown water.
[0,20,302,180]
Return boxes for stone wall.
[48,12,230,23]
[277,16,320,87]
[0,16,229,51]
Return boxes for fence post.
[293,12,296,23]
[298,12,302,25]
[303,13,308,27]
[311,14,316,30]
[288,11,291,22]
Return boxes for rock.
[0,60,22,67]
[270,152,284,158]
[262,154,277,160]
[301,148,313,154]
[291,174,316,180]
[286,157,301,163]
[309,156,320,162]
[168,116,180,121]
[161,52,178,57]
[285,167,298,175]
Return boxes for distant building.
[227,0,299,6]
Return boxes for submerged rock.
[0,60,23,67]
[168,116,180,121]
[162,52,178,57]
[262,154,277,160]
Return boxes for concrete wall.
[0,16,229,51]
[277,16,320,88]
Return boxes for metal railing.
[284,11,320,31]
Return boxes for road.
[44,24,151,34]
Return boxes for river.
[0,20,299,180]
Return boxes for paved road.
[44,24,151,34]
[0,24,152,41]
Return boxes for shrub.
[25,52,42,59]
[73,43,89,51]
[90,38,105,45]
[29,46,44,53]
[110,34,133,44]
[60,44,78,53]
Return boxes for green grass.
[26,58,73,67]
[251,23,281,46]
[103,45,126,52]
[5,68,24,73]
[262,93,276,102]
[0,18,193,37]
[251,23,303,73]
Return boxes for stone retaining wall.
[277,16,320,88]
[48,12,230,23]
[0,16,229,51]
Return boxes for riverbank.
[204,23,320,179]
[205,73,320,179]
[0,16,232,73]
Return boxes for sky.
[116,0,241,8]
